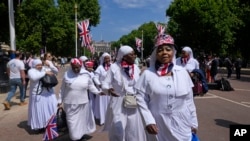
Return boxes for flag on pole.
[43,115,59,141]
[77,19,92,47]
[155,23,166,35]
[135,37,142,52]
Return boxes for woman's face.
[35,64,43,70]
[156,45,174,64]
[181,50,189,58]
[71,64,81,74]
[46,53,52,61]
[104,56,111,64]
[123,51,136,65]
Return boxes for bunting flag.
[155,23,166,35]
[77,19,92,47]
[135,37,142,52]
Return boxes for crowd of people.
[0,24,245,141]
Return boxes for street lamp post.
[75,3,78,57]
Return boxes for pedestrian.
[101,45,147,141]
[23,52,34,98]
[234,57,242,79]
[210,54,219,82]
[93,52,112,125]
[176,46,199,73]
[2,51,27,110]
[27,59,58,133]
[134,33,198,141]
[79,56,88,70]
[58,58,105,141]
[43,52,59,75]
[224,57,233,78]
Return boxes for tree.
[166,0,242,57]
[13,0,100,56]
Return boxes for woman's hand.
[108,88,119,97]
[98,92,106,96]
[191,127,197,134]
[146,124,159,134]
[57,103,63,108]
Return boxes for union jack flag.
[135,37,142,52]
[155,23,166,35]
[77,19,92,47]
[43,115,59,141]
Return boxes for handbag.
[123,93,137,108]
[40,74,58,88]
[56,107,67,132]
[120,68,137,108]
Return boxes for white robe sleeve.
[101,68,113,90]
[88,77,101,95]
[28,69,46,81]
[135,71,156,126]
[57,78,66,104]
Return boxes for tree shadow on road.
[214,119,240,128]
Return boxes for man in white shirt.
[2,51,27,110]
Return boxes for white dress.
[93,65,111,125]
[102,62,147,141]
[134,65,198,141]
[27,67,58,130]
[58,69,100,140]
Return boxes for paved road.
[0,65,250,141]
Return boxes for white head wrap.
[116,45,134,63]
[32,59,42,68]
[182,46,194,58]
[79,56,88,62]
[99,52,111,65]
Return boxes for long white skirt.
[64,102,96,140]
[27,92,57,130]
[94,95,110,125]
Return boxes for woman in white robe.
[134,34,198,141]
[93,52,111,125]
[102,46,147,141]
[58,58,104,141]
[27,59,58,132]
[176,46,199,73]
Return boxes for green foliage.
[167,0,242,57]
[10,0,100,57]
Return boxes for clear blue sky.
[91,0,173,42]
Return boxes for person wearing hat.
[93,52,112,125]
[58,58,105,141]
[79,56,88,70]
[134,31,198,141]
[176,46,199,73]
[101,46,147,141]
[27,59,58,133]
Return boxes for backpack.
[216,78,234,91]
[24,60,31,74]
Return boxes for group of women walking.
[27,26,199,141]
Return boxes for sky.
[91,0,173,42]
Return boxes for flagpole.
[74,3,78,57]
[8,0,16,51]
[141,30,144,62]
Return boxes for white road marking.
[206,93,250,108]
[241,102,250,104]
[234,88,250,92]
